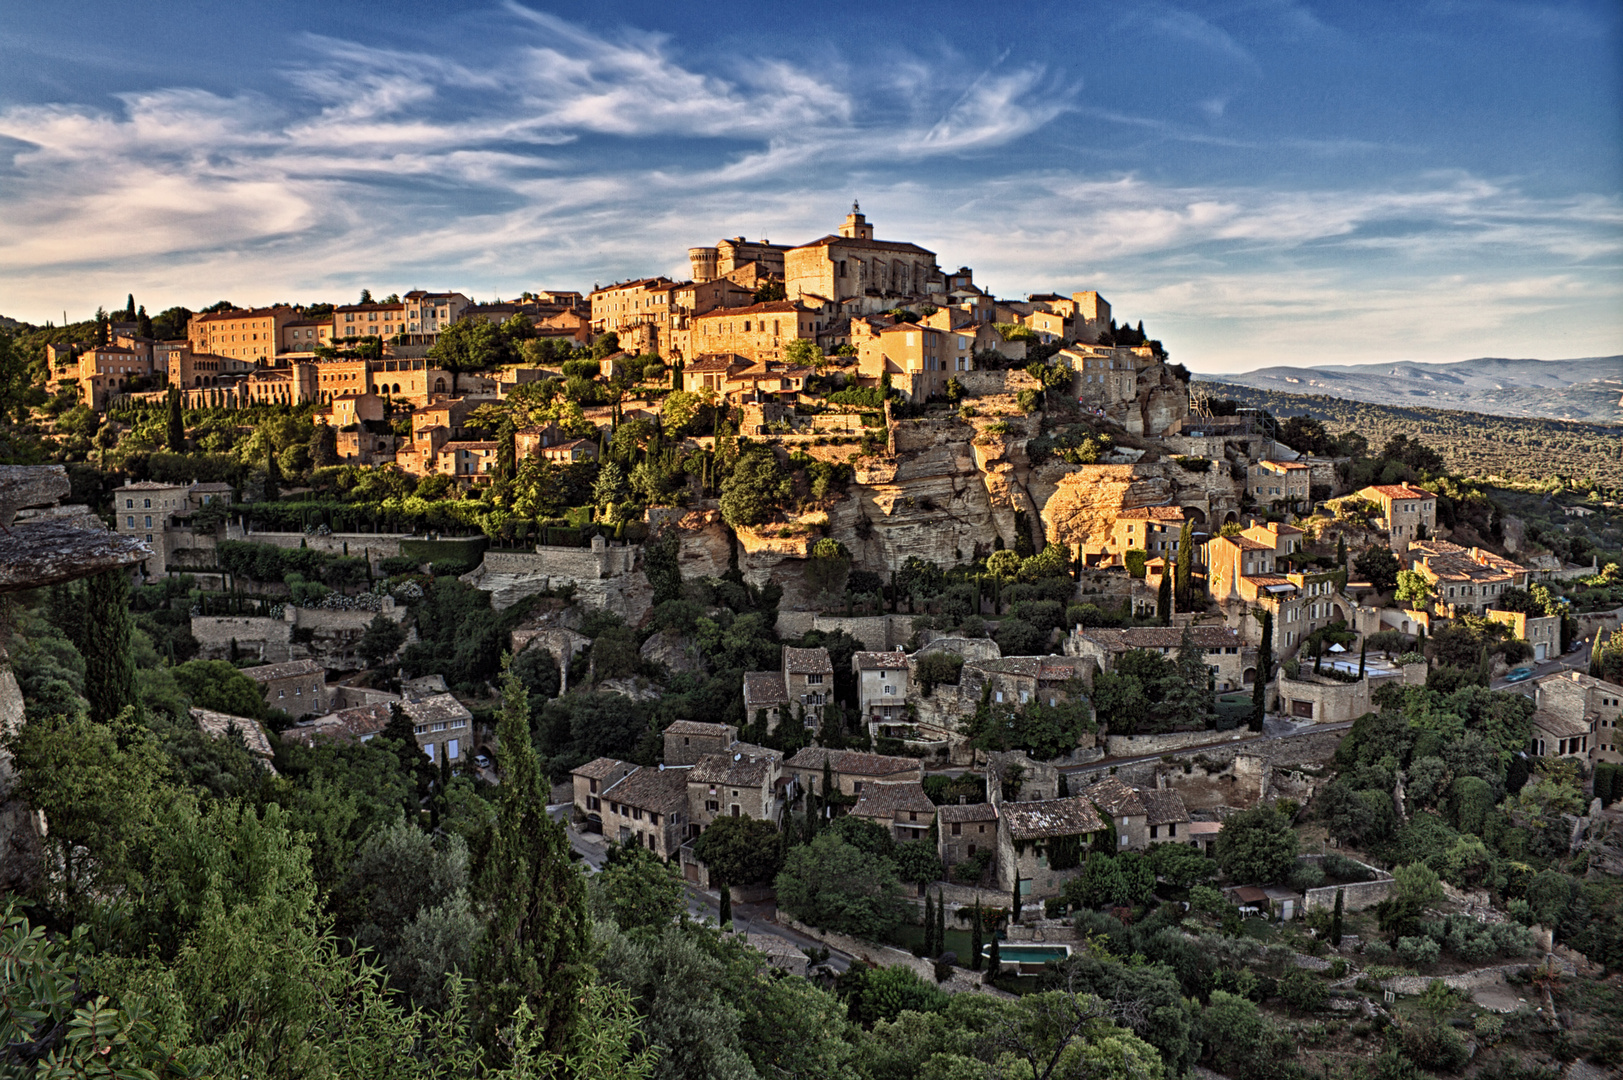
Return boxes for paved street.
[1490,638,1591,694]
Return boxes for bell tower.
[839,200,873,240]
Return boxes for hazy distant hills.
[1205,356,1623,423]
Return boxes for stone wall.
[1277,674,1371,724]
[228,526,409,560]
[774,612,915,650]
[1104,727,1254,757]
[1303,875,1395,913]
[953,369,1040,399]
[191,614,294,663]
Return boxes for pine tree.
[970,901,984,971]
[166,389,185,452]
[1331,888,1345,948]
[1251,610,1273,732]
[471,655,589,1059]
[82,569,136,723]
[1157,570,1172,626]
[1174,519,1195,609]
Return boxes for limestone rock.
[597,676,662,703]
[641,629,709,677]
[0,520,150,593]
[0,464,70,527]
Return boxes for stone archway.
[1223,510,1239,526]
[1243,667,1256,684]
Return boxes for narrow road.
[1490,639,1591,694]
[1053,718,1355,778]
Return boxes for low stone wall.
[228,527,409,560]
[779,916,936,982]
[954,369,1040,398]
[1304,874,1393,913]
[774,612,914,651]
[191,615,293,662]
[478,542,636,580]
[1277,674,1371,724]
[1105,727,1253,757]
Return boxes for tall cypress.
[1156,570,1172,626]
[471,655,589,1058]
[719,881,732,927]
[263,443,281,502]
[987,926,1001,978]
[1251,610,1273,732]
[1174,519,1195,609]
[922,894,935,957]
[166,389,185,452]
[1011,876,1021,924]
[1331,888,1345,948]
[1358,639,1368,679]
[937,892,948,958]
[970,901,984,971]
[82,569,136,723]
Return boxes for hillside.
[1198,382,1623,490]
[1207,355,1623,423]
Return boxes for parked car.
[474,753,491,769]
[1505,667,1534,683]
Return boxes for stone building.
[849,318,952,401]
[333,301,408,344]
[688,236,791,282]
[663,720,739,766]
[937,799,998,876]
[1534,670,1623,765]
[784,206,942,309]
[1247,460,1311,508]
[1080,775,1146,851]
[741,645,833,732]
[1275,672,1372,723]
[239,658,327,718]
[598,764,692,858]
[690,301,818,365]
[784,747,922,798]
[189,707,278,773]
[572,757,637,833]
[852,650,910,731]
[1408,541,1527,617]
[990,785,1105,902]
[1066,624,1254,692]
[1106,505,1189,562]
[188,306,299,363]
[849,781,937,844]
[685,747,783,835]
[589,277,678,339]
[1356,484,1436,551]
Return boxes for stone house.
[1356,484,1436,550]
[190,707,278,774]
[663,720,739,766]
[742,645,833,732]
[540,439,598,464]
[964,656,1092,711]
[1106,505,1189,563]
[1486,608,1561,661]
[784,747,922,798]
[1141,789,1193,844]
[240,658,327,717]
[848,780,937,843]
[853,650,910,730]
[1276,672,1372,723]
[571,757,637,833]
[1530,709,1590,764]
[1408,541,1526,616]
[1534,670,1623,765]
[282,692,476,767]
[937,800,998,875]
[849,318,952,401]
[991,786,1105,902]
[1066,625,1254,692]
[681,354,751,393]
[1248,460,1311,507]
[690,301,817,365]
[598,764,692,858]
[1080,775,1148,851]
[685,747,784,837]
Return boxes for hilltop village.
[5,207,1623,1077]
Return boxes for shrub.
[1397,936,1440,966]
[1279,968,1328,1014]
[914,651,964,697]
[1324,853,1375,883]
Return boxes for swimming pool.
[985,943,1074,968]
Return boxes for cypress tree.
[937,892,948,957]
[264,443,281,502]
[1251,610,1273,732]
[923,893,935,956]
[1336,535,1347,566]
[1174,519,1195,609]
[1058,771,1070,797]
[987,926,1001,978]
[970,901,984,971]
[719,881,732,927]
[1331,888,1345,948]
[471,655,589,1058]
[1157,570,1172,626]
[166,389,185,452]
[1358,639,1367,679]
[82,569,137,723]
[1011,876,1022,924]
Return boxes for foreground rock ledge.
[0,520,149,592]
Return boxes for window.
[126,516,135,527]
[143,498,151,508]
[448,739,458,759]
[951,822,961,836]
[144,516,152,528]
[807,673,824,684]
[1150,825,1159,839]
[125,499,133,508]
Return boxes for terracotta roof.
[1258,459,1310,470]
[604,765,691,814]
[121,480,187,490]
[684,354,751,373]
[850,781,937,821]
[1363,484,1435,501]
[1085,776,1145,817]
[937,801,998,822]
[974,656,1090,680]
[191,306,296,322]
[783,646,834,675]
[574,756,630,780]
[240,659,324,683]
[664,720,734,738]
[1002,795,1105,840]
[743,672,789,705]
[852,651,909,670]
[1140,789,1191,826]
[695,300,803,318]
[689,749,779,787]
[1186,821,1222,836]
[190,707,276,762]
[785,747,920,777]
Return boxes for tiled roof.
[192,306,296,322]
[604,765,691,814]
[695,300,803,318]
[285,703,391,745]
[783,646,833,674]
[121,480,187,490]
[190,707,276,762]
[240,659,324,683]
[1140,789,1191,826]
[1258,459,1310,470]
[974,656,1090,680]
[1084,776,1145,817]
[1532,709,1593,738]
[785,747,920,777]
[574,756,630,780]
[1363,484,1435,501]
[664,720,734,738]
[851,781,937,820]
[684,354,751,372]
[743,671,789,705]
[404,693,473,724]
[1002,795,1105,840]
[689,749,779,787]
[793,234,936,257]
[1077,625,1243,652]
[937,801,998,822]
[852,651,909,670]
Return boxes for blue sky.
[1,0,1619,372]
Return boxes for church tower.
[838,200,873,240]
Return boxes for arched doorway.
[1243,667,1256,684]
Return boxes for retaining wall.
[1104,727,1254,757]
[1303,874,1394,913]
[227,527,410,560]
[774,612,915,651]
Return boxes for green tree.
[692,815,785,888]
[166,387,185,452]
[1377,863,1444,945]
[1355,546,1402,594]
[171,659,268,719]
[1331,888,1344,947]
[719,449,790,528]
[1148,841,1216,887]
[1214,804,1299,884]
[1174,519,1196,609]
[471,655,589,1058]
[430,317,514,393]
[359,612,407,668]
[593,460,630,508]
[895,841,944,891]
[81,569,137,723]
[1394,570,1434,608]
[595,843,685,932]
[1251,610,1273,731]
[308,423,339,468]
[1156,570,1172,625]
[775,832,905,938]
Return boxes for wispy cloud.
[0,2,1616,371]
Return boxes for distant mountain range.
[1199,356,1623,423]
